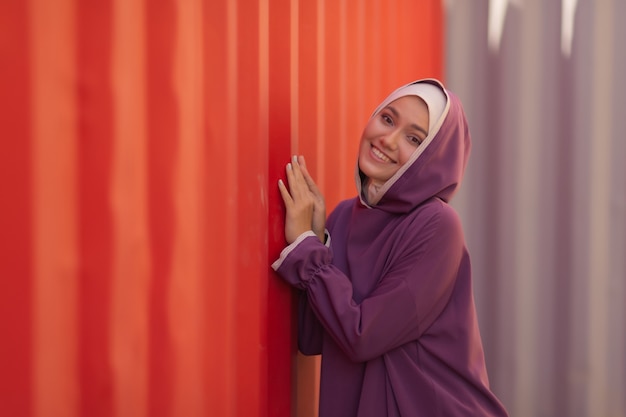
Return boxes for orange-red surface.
[0,1,442,416]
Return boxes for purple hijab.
[273,79,508,417]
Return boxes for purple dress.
[273,80,508,417]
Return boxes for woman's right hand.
[277,155,326,244]
[297,155,326,243]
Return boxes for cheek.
[397,143,417,166]
[358,128,371,152]
[357,140,370,167]
[361,119,379,138]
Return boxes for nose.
[380,129,401,150]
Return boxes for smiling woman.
[273,79,509,417]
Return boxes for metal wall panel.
[0,1,442,416]
[446,2,626,416]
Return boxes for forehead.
[388,94,428,109]
[385,95,429,122]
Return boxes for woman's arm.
[274,204,465,363]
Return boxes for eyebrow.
[386,105,428,137]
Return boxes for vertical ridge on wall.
[343,0,366,201]
[110,0,150,414]
[314,0,326,192]
[321,0,342,208]
[0,0,33,415]
[146,1,178,415]
[267,0,295,415]
[258,0,272,414]
[295,0,318,163]
[585,3,614,415]
[170,0,205,415]
[76,0,114,416]
[234,1,267,415]
[293,2,320,413]
[31,0,80,415]
[204,0,237,415]
[179,0,206,413]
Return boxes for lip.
[370,144,397,164]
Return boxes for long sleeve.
[273,202,466,363]
[297,290,323,355]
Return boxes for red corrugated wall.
[0,1,443,416]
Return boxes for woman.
[273,79,508,417]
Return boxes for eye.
[408,135,422,146]
[381,114,393,125]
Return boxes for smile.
[371,146,396,163]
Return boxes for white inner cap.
[372,82,447,135]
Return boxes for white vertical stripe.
[561,0,578,56]
[488,0,509,51]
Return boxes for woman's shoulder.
[404,197,464,237]
[414,196,460,218]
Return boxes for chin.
[359,166,386,186]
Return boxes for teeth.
[372,146,391,162]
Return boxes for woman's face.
[358,95,429,187]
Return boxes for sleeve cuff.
[272,229,330,271]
